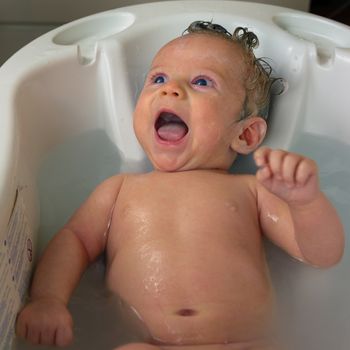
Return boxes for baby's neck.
[152,168,230,175]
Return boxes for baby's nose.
[160,81,185,98]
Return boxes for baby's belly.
[126,300,273,345]
[106,248,274,345]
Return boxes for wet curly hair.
[183,21,277,120]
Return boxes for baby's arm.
[16,174,125,346]
[254,147,344,267]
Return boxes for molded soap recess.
[273,13,350,64]
[53,12,135,64]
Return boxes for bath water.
[269,132,350,350]
[15,130,350,350]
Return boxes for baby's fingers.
[255,148,318,187]
[16,300,73,347]
[26,326,42,345]
[254,147,270,168]
[56,324,74,347]
[255,147,287,180]
[295,158,318,186]
[267,149,287,179]
[16,314,27,340]
[282,153,302,186]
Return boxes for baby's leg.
[115,343,162,350]
[115,342,281,350]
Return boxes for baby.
[16,21,344,350]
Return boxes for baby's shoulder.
[228,173,257,185]
[92,173,130,197]
[225,173,258,196]
[105,172,153,190]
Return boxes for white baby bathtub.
[0,1,349,349]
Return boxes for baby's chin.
[147,147,237,173]
[151,162,191,173]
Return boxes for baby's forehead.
[153,34,244,67]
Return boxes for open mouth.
[155,111,189,143]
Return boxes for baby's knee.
[114,343,161,350]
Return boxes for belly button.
[175,308,198,317]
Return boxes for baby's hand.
[254,147,320,205]
[16,297,73,347]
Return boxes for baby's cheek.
[198,123,223,145]
[133,117,147,146]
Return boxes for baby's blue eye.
[153,75,166,84]
[192,77,213,87]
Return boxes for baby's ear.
[231,116,267,154]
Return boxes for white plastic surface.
[0,1,349,349]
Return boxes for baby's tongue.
[157,123,187,142]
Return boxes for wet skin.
[16,34,344,349]
[106,170,274,344]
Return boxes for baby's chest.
[118,179,249,222]
[111,176,258,247]
[120,173,253,208]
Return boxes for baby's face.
[133,33,247,172]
